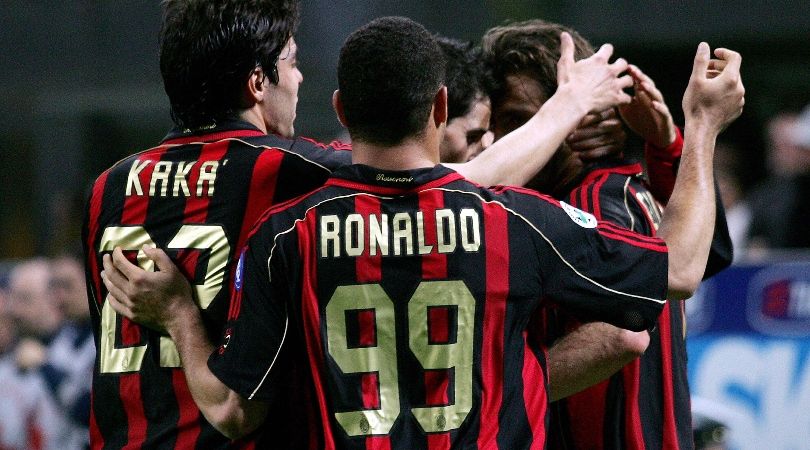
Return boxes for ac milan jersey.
[82,120,351,450]
[545,160,714,450]
[209,164,670,450]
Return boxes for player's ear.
[332,90,348,128]
[244,67,266,105]
[433,85,448,128]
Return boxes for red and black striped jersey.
[209,163,669,450]
[82,120,351,450]
[546,155,733,450]
[546,160,691,450]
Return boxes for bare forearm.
[548,322,649,401]
[167,301,266,439]
[656,122,717,299]
[450,87,587,186]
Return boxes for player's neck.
[351,137,439,171]
[239,108,268,134]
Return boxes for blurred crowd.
[717,104,810,260]
[0,252,92,450]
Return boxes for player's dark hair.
[481,19,594,108]
[337,17,446,146]
[160,0,300,130]
[437,36,487,121]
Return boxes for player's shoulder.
[572,163,645,204]
[244,183,335,244]
[243,134,352,173]
[100,145,165,181]
[483,184,563,211]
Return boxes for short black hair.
[160,0,300,130]
[337,17,446,146]
[437,37,487,121]
[482,19,594,108]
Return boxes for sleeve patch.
[560,201,598,228]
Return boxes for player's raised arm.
[101,247,267,439]
[656,43,744,298]
[449,32,633,186]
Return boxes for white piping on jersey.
[431,187,666,305]
[250,193,384,397]
[249,185,667,395]
[622,178,636,232]
[249,313,289,400]
[265,192,388,283]
[131,137,336,175]
[221,138,334,174]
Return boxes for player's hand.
[101,246,195,335]
[682,43,745,133]
[567,109,626,162]
[556,32,633,115]
[618,64,678,148]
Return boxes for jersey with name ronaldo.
[82,121,351,450]
[209,164,670,450]
[546,161,692,450]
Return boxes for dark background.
[2,0,809,257]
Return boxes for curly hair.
[481,19,594,109]
[337,17,446,146]
[160,0,300,130]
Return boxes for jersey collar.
[161,119,265,145]
[580,159,644,186]
[326,164,464,195]
[560,158,644,196]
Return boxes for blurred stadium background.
[1,1,809,449]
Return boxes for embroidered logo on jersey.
[376,173,413,183]
[234,251,245,291]
[560,201,597,228]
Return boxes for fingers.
[569,135,619,151]
[714,48,742,73]
[568,117,626,157]
[557,32,574,84]
[650,100,671,116]
[569,118,624,141]
[691,42,710,78]
[101,254,133,302]
[111,247,143,280]
[103,253,132,295]
[617,74,634,91]
[628,65,665,103]
[594,42,614,62]
[559,31,574,67]
[573,144,625,161]
[144,246,176,273]
[708,59,728,73]
[610,57,629,76]
[578,109,618,128]
[101,271,134,317]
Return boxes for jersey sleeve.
[505,188,668,331]
[644,126,682,205]
[290,136,353,172]
[704,183,733,278]
[208,228,291,402]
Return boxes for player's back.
[82,122,350,449]
[213,164,670,450]
[548,161,693,450]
